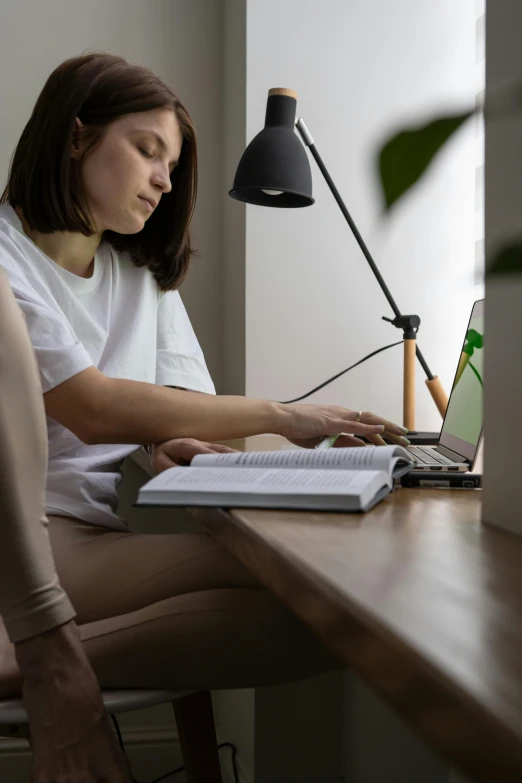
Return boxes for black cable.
[147,763,185,783]
[110,714,142,783]
[110,713,126,754]
[278,340,403,403]
[218,742,240,783]
[110,714,240,783]
[147,742,240,783]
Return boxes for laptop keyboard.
[408,446,456,466]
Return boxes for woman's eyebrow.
[136,128,179,170]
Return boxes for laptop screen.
[439,299,484,462]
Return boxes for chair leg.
[173,691,222,783]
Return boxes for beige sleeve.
[0,269,75,643]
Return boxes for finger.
[382,431,411,447]
[333,434,366,448]
[358,411,408,436]
[205,443,240,453]
[365,433,388,446]
[337,420,387,436]
[176,441,217,460]
[368,435,388,446]
[153,452,181,473]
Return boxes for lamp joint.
[382,314,420,340]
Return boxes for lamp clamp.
[382,314,420,340]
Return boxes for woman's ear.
[71,117,85,160]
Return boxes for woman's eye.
[139,147,154,159]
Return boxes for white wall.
[0,0,224,389]
[244,0,480,431]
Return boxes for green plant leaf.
[378,111,474,211]
[487,243,522,276]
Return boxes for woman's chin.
[108,215,147,235]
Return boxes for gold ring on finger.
[355,410,362,423]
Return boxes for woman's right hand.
[15,621,133,783]
[277,403,410,448]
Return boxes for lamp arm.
[295,117,436,384]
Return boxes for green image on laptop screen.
[440,301,484,459]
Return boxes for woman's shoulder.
[0,203,17,227]
[0,217,58,309]
[0,204,25,246]
[0,206,38,276]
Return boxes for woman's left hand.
[151,438,239,474]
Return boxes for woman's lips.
[138,196,154,213]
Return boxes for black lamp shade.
[229,91,314,208]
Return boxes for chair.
[0,688,223,783]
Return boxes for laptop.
[409,298,484,472]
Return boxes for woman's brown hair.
[0,52,197,291]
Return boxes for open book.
[136,445,414,513]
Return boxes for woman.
[0,52,408,700]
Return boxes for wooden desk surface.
[193,437,522,782]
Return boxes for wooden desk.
[191,437,522,783]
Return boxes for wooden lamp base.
[425,376,449,419]
[403,340,449,431]
[403,338,416,431]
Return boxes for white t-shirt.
[0,204,215,531]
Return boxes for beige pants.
[0,267,337,692]
[47,516,339,691]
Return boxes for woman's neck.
[15,207,103,279]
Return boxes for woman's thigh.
[48,515,262,624]
[78,586,339,691]
[47,515,341,691]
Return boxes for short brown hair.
[1,52,198,291]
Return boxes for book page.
[141,466,388,496]
[192,445,410,474]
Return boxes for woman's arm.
[45,366,282,444]
[44,365,398,446]
[15,621,133,783]
[0,270,75,643]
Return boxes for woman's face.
[79,107,182,235]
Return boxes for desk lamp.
[229,88,448,430]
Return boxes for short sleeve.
[156,290,215,394]
[0,233,93,393]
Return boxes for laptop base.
[405,431,439,445]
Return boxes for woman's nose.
[152,167,172,194]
